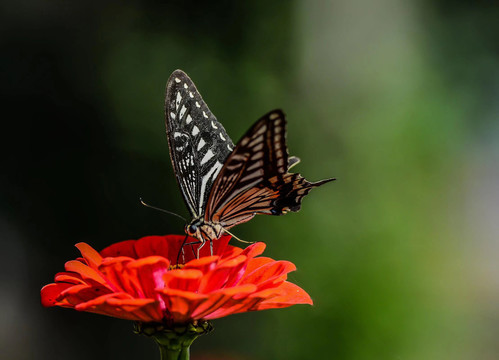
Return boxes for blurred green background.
[1,1,498,359]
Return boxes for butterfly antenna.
[223,228,255,244]
[139,198,187,222]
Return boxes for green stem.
[134,321,213,360]
[153,330,196,360]
[156,340,190,360]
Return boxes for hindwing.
[204,110,334,228]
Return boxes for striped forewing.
[165,70,234,218]
[205,110,334,228]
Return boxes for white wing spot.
[174,77,181,83]
[202,111,208,118]
[197,138,206,151]
[170,112,176,120]
[180,105,187,118]
[200,149,214,165]
[174,132,182,138]
[192,125,199,136]
[219,133,226,141]
[175,92,182,110]
[186,115,192,124]
[198,161,222,213]
[227,144,233,151]
[211,121,218,129]
[195,101,201,108]
[189,92,194,98]
[183,83,188,89]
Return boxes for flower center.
[169,264,185,270]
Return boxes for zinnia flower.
[41,235,312,325]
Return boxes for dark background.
[1,1,498,359]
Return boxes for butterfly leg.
[196,239,207,258]
[209,239,213,256]
[182,239,204,259]
[176,234,189,265]
[190,243,196,259]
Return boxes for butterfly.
[165,69,334,251]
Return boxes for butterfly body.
[185,219,224,243]
[165,70,334,246]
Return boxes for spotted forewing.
[165,70,234,218]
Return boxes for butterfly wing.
[204,110,334,228]
[165,70,234,218]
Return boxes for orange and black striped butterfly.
[165,70,334,249]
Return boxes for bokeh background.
[2,1,498,359]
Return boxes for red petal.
[60,284,112,305]
[244,257,274,274]
[127,257,171,298]
[212,234,232,255]
[100,240,138,258]
[240,260,296,288]
[203,296,261,320]
[157,288,208,323]
[199,256,248,293]
[163,269,203,292]
[99,257,135,294]
[54,271,85,285]
[134,236,175,258]
[252,282,313,309]
[76,293,163,322]
[240,242,266,259]
[183,256,219,273]
[64,260,107,285]
[41,283,73,307]
[191,284,257,319]
[75,243,102,269]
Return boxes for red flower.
[41,235,312,324]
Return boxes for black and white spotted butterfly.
[165,69,334,251]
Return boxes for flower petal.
[75,243,102,269]
[199,255,248,293]
[157,288,208,323]
[244,257,274,274]
[134,236,179,259]
[60,284,112,305]
[163,269,203,292]
[183,256,219,273]
[54,271,85,285]
[100,240,138,258]
[127,256,171,299]
[191,284,257,320]
[76,293,163,322]
[240,260,296,289]
[41,283,74,307]
[252,282,313,309]
[240,242,266,259]
[64,260,107,285]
